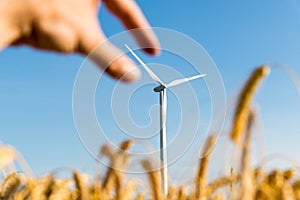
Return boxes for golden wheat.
[142,159,163,200]
[230,66,270,145]
[195,134,217,199]
[0,173,20,199]
[1,66,299,200]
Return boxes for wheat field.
[1,65,299,200]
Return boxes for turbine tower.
[125,45,206,194]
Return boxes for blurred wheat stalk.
[1,65,299,200]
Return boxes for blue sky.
[0,0,300,180]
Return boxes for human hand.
[0,0,160,81]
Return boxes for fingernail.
[143,47,161,55]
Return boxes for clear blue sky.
[0,0,300,180]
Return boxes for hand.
[0,0,160,81]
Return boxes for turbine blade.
[125,44,163,84]
[165,74,206,88]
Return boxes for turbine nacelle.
[153,85,166,92]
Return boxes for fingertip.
[105,56,141,82]
[86,40,141,82]
[119,66,141,82]
[130,28,161,56]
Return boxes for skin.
[0,0,160,81]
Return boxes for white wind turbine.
[125,45,206,194]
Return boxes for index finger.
[104,0,160,55]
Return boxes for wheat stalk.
[0,173,20,199]
[142,160,163,200]
[195,134,217,199]
[230,66,270,145]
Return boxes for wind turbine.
[125,44,206,194]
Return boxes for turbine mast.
[160,89,168,195]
